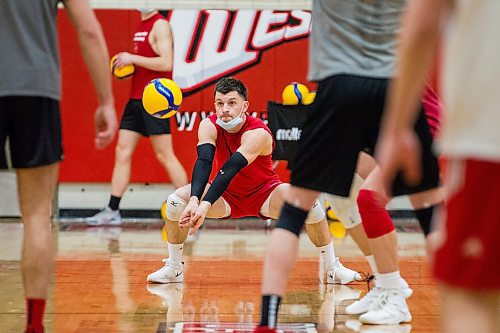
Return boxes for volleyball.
[302,91,316,105]
[282,82,310,105]
[142,78,183,119]
[329,221,347,239]
[325,201,340,221]
[110,54,135,79]
[160,200,168,221]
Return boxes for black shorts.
[0,96,63,169]
[120,99,172,136]
[291,74,440,197]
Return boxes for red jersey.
[422,85,442,138]
[130,13,173,99]
[208,114,282,218]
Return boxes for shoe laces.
[369,289,403,313]
[359,271,376,290]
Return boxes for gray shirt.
[0,0,61,100]
[309,0,406,81]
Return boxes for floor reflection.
[0,221,437,332]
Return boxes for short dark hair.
[214,77,248,100]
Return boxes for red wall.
[58,9,313,183]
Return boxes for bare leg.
[261,186,319,295]
[348,224,372,256]
[148,184,229,283]
[305,219,331,247]
[361,168,399,274]
[150,134,188,189]
[110,129,141,197]
[17,163,59,298]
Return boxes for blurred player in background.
[378,1,500,332]
[86,8,187,226]
[0,1,117,332]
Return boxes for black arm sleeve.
[190,143,216,200]
[202,151,249,204]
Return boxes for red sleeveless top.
[130,13,173,99]
[208,114,282,218]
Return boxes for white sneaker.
[85,207,121,226]
[147,258,183,283]
[327,258,362,284]
[358,289,412,325]
[346,287,412,315]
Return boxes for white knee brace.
[305,199,326,224]
[326,173,364,229]
[162,193,187,222]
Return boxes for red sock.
[26,298,45,333]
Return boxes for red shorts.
[222,179,282,219]
[433,159,500,290]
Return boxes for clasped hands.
[179,197,211,235]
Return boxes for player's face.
[214,91,248,122]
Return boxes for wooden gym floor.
[0,219,438,332]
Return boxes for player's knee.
[163,193,187,222]
[357,189,394,239]
[275,203,308,237]
[329,196,362,229]
[115,145,133,163]
[305,199,325,224]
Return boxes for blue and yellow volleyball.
[302,91,316,105]
[282,82,309,105]
[142,78,182,119]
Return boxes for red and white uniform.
[433,1,500,290]
[209,114,282,219]
[130,13,172,99]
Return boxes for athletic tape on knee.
[165,193,187,222]
[357,189,394,238]
[327,173,364,229]
[275,202,308,237]
[305,199,325,224]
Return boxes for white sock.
[377,271,409,289]
[365,255,378,274]
[318,241,336,271]
[167,242,184,267]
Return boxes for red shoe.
[254,326,277,333]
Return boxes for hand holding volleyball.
[142,78,183,119]
[110,54,135,79]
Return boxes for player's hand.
[113,52,135,67]
[376,129,422,196]
[179,198,198,228]
[94,102,117,149]
[188,201,211,235]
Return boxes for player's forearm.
[77,26,114,106]
[132,55,173,72]
[191,144,216,201]
[202,152,248,204]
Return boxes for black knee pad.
[274,202,308,237]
